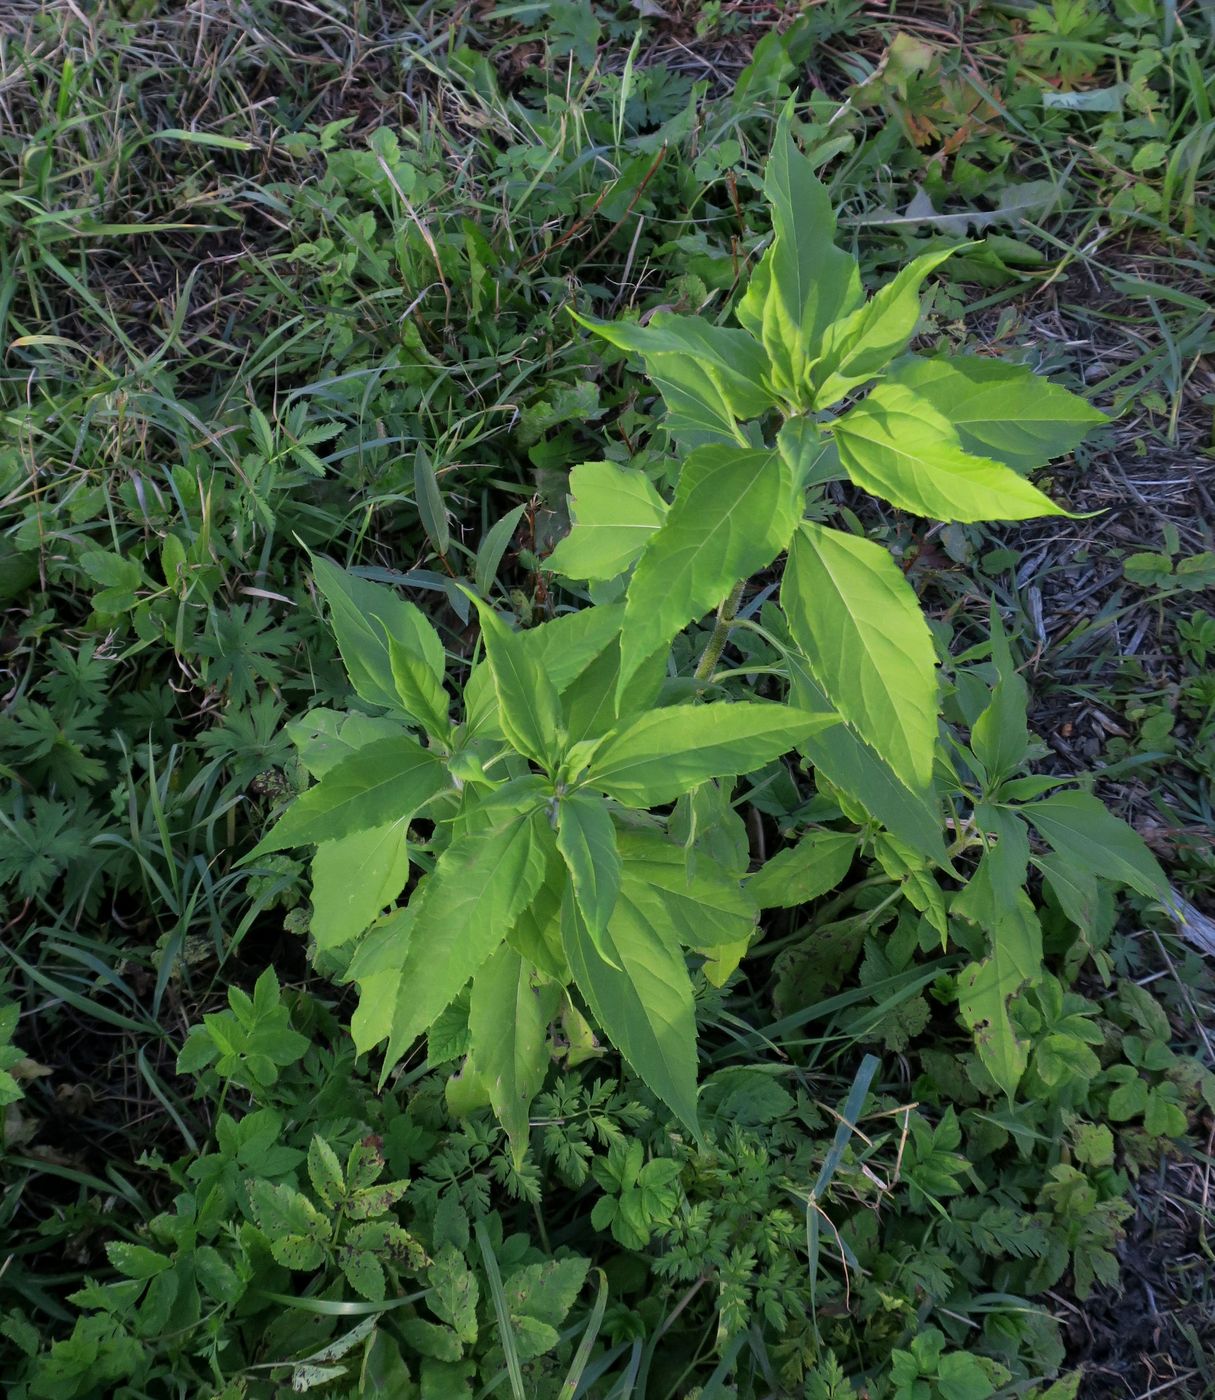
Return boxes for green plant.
[250,112,1178,1153]
[251,555,835,1149]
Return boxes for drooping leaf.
[313,555,445,711]
[885,354,1108,473]
[955,853,1043,1100]
[810,247,958,407]
[832,381,1069,522]
[873,834,948,940]
[574,310,772,442]
[252,736,447,854]
[310,823,411,950]
[343,907,415,1054]
[747,830,857,909]
[383,810,552,1075]
[468,944,560,1167]
[1021,790,1169,903]
[618,444,802,698]
[556,792,622,951]
[954,830,1042,1098]
[783,522,939,792]
[587,701,836,808]
[546,463,669,582]
[737,116,862,401]
[562,889,700,1137]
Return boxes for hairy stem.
[694,580,746,684]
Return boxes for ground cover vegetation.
[1,1,1213,1396]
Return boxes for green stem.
[694,580,746,684]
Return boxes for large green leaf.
[560,633,668,744]
[746,830,857,909]
[885,355,1108,473]
[618,830,756,947]
[573,310,772,443]
[287,710,407,780]
[587,701,836,808]
[310,823,411,950]
[463,607,627,744]
[832,381,1069,522]
[521,604,626,692]
[252,736,448,854]
[618,445,801,697]
[562,889,700,1137]
[737,117,862,401]
[809,248,957,408]
[468,596,562,770]
[556,792,621,949]
[468,944,559,1168]
[383,809,552,1073]
[546,464,668,582]
[385,633,450,740]
[783,523,939,792]
[507,843,569,982]
[785,653,946,864]
[346,907,415,1053]
[313,556,445,711]
[1021,790,1168,902]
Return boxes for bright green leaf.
[737,116,862,401]
[252,736,447,855]
[885,354,1108,473]
[833,381,1069,522]
[467,596,562,769]
[383,810,552,1075]
[313,555,445,712]
[556,791,621,950]
[810,248,958,407]
[587,701,836,808]
[562,890,700,1137]
[618,444,801,698]
[783,522,939,791]
[546,463,669,582]
[309,823,410,951]
[574,310,772,443]
[468,944,559,1168]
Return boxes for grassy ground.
[2,1,1214,1396]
